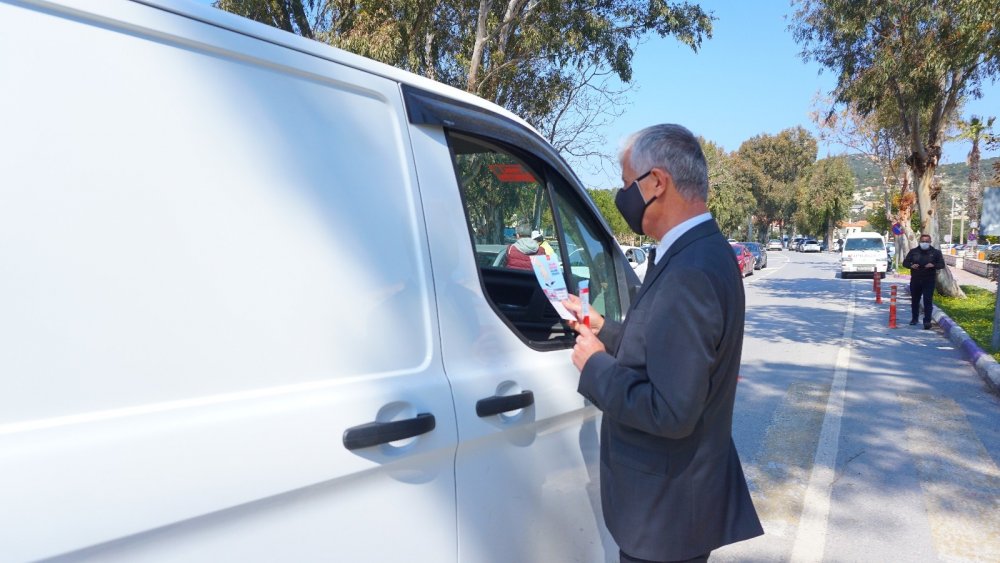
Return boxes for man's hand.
[562,293,605,334]
[924,263,935,269]
[571,323,605,371]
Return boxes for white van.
[0,1,638,560]
[840,231,888,278]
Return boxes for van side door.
[405,87,636,562]
[0,2,458,560]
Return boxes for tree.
[797,156,855,246]
[215,0,714,172]
[587,188,632,243]
[811,97,911,248]
[701,139,757,237]
[793,0,1000,297]
[736,127,818,238]
[867,197,921,235]
[954,115,996,238]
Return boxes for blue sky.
[575,0,1000,189]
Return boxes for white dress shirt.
[653,212,713,266]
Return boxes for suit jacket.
[578,219,763,561]
[902,246,945,281]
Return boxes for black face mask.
[615,170,656,235]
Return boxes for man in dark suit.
[901,233,945,329]
[564,124,762,563]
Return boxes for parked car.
[744,242,768,269]
[1,1,640,560]
[792,237,805,251]
[802,240,821,252]
[731,243,755,277]
[766,239,783,251]
[620,244,650,281]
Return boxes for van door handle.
[476,390,534,417]
[342,413,436,450]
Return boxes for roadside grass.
[936,285,1000,362]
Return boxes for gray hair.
[619,124,708,202]
[516,222,533,237]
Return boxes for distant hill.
[845,154,882,189]
[846,154,999,194]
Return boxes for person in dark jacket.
[902,233,946,329]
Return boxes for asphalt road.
[714,249,1000,562]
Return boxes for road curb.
[932,308,1000,393]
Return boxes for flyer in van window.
[529,254,577,322]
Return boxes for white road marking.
[789,287,855,562]
[745,254,791,283]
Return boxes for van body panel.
[1,1,457,560]
[135,0,535,132]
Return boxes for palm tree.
[954,116,996,244]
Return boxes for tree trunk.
[466,0,492,94]
[966,142,982,235]
[913,164,965,297]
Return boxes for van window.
[446,131,621,345]
[844,237,884,251]
[552,187,622,323]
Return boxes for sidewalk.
[880,267,1000,393]
[839,291,1000,560]
[949,265,997,292]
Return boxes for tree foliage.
[796,156,855,244]
[586,188,632,243]
[701,139,756,238]
[736,127,818,237]
[792,0,1000,297]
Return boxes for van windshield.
[844,238,884,251]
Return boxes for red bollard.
[889,284,898,328]
[874,271,882,304]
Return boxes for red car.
[731,243,755,277]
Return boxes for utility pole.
[950,195,956,243]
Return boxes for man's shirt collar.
[653,212,713,265]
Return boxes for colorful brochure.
[529,254,577,321]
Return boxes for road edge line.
[789,286,855,562]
